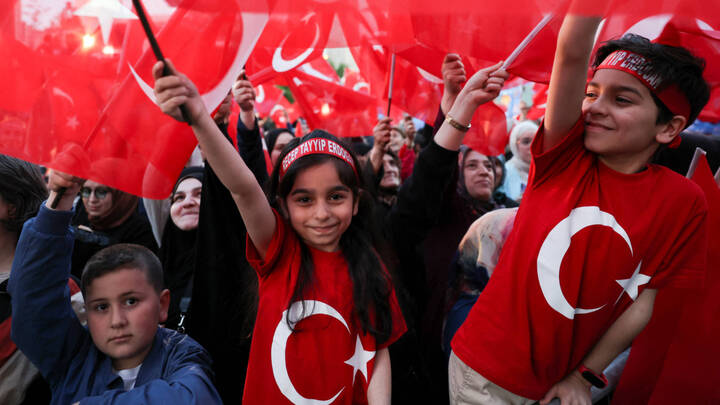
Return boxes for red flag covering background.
[386,55,443,124]
[526,83,549,120]
[0,0,269,198]
[699,86,720,123]
[286,69,377,138]
[613,153,720,404]
[462,102,509,156]
[254,82,285,116]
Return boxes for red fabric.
[451,119,708,399]
[244,210,406,404]
[397,144,415,181]
[613,154,720,405]
[462,102,509,156]
[286,70,378,138]
[255,82,285,116]
[386,55,443,125]
[0,1,267,198]
[527,83,549,120]
[699,85,720,123]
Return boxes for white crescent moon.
[352,82,370,92]
[537,206,633,320]
[272,17,321,73]
[417,67,443,84]
[271,300,347,404]
[129,9,269,111]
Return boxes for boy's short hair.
[593,34,710,126]
[0,155,48,236]
[81,244,164,295]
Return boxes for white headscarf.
[507,121,539,179]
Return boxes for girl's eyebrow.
[290,185,350,196]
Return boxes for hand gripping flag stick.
[131,0,192,125]
[49,0,191,209]
[386,53,397,117]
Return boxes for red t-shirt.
[451,119,708,399]
[244,210,406,404]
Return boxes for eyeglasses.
[80,187,110,200]
[518,138,533,146]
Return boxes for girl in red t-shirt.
[153,63,405,404]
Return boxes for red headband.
[280,138,358,179]
[595,50,691,148]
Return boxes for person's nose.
[110,306,128,329]
[313,201,331,221]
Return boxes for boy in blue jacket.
[9,170,222,405]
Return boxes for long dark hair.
[267,130,394,344]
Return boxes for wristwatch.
[578,365,608,389]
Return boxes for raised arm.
[234,70,270,185]
[542,14,603,151]
[153,60,275,258]
[369,117,392,174]
[9,171,88,383]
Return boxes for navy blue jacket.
[9,204,222,405]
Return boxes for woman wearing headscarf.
[502,120,539,201]
[158,167,203,331]
[71,181,158,279]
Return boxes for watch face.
[581,370,607,388]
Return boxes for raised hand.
[152,59,208,124]
[369,117,392,173]
[232,69,256,112]
[448,62,508,125]
[441,53,467,114]
[45,170,82,211]
[402,115,416,144]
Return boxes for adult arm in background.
[234,71,270,186]
[388,62,508,252]
[369,117,392,174]
[153,60,275,259]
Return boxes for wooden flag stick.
[386,53,396,117]
[131,0,192,124]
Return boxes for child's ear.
[656,115,686,146]
[158,289,170,323]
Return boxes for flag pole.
[131,0,192,124]
[686,147,707,179]
[502,13,553,70]
[386,53,396,117]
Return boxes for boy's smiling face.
[85,268,169,370]
[582,69,665,159]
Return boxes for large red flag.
[1,0,269,198]
[385,55,443,124]
[286,69,377,138]
[613,152,719,404]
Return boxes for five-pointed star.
[615,262,651,302]
[74,0,137,45]
[66,116,80,130]
[344,335,375,384]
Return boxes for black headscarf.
[160,166,203,329]
[264,128,293,152]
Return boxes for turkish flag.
[699,85,720,123]
[0,0,269,198]
[386,55,443,124]
[254,82,285,116]
[613,153,719,404]
[286,69,377,138]
[527,83,549,120]
[462,102,509,156]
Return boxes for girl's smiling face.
[282,161,358,252]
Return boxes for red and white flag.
[0,0,269,198]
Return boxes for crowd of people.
[1,11,718,405]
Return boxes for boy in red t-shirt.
[443,12,711,405]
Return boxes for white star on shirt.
[615,261,651,302]
[344,335,375,384]
[74,0,137,45]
